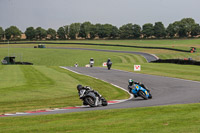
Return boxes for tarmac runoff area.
[1,66,200,117]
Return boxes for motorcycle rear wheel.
[101,97,108,106]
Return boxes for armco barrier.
[151,59,200,66]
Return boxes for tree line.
[0,18,200,40]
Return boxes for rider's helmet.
[90,58,94,61]
[128,79,134,86]
[77,84,83,91]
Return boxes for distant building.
[21,34,26,39]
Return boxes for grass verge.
[0,103,200,133]
[0,66,129,114]
[113,63,200,82]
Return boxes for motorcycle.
[129,84,152,100]
[107,61,112,70]
[90,58,94,67]
[79,88,108,107]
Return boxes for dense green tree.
[178,18,195,37]
[35,27,47,40]
[92,24,118,39]
[25,27,35,40]
[191,24,200,37]
[0,27,4,40]
[102,24,115,38]
[57,27,66,40]
[95,24,104,38]
[154,22,166,38]
[79,22,92,39]
[110,25,119,38]
[5,26,21,40]
[119,23,134,39]
[64,25,69,39]
[166,23,176,38]
[69,23,81,39]
[133,24,141,38]
[166,21,181,38]
[89,24,97,39]
[2,17,200,40]
[142,23,154,38]
[47,28,56,39]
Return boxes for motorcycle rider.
[106,58,112,70]
[107,58,111,65]
[89,58,94,67]
[128,79,150,97]
[77,84,102,105]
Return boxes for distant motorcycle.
[107,61,112,70]
[78,86,108,107]
[129,84,152,100]
[90,58,94,67]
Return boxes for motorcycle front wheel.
[84,96,96,107]
[148,93,152,99]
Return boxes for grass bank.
[0,48,146,66]
[1,39,200,60]
[0,66,129,114]
[113,63,200,82]
[0,103,200,133]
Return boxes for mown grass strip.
[0,66,129,114]
[0,103,200,133]
[113,63,200,82]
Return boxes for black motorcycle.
[107,61,112,70]
[79,88,107,107]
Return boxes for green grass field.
[113,63,200,81]
[0,39,200,132]
[0,65,129,114]
[0,103,200,133]
[0,48,146,66]
[1,39,200,60]
[0,47,199,82]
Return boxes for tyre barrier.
[151,59,200,66]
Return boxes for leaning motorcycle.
[130,84,152,100]
[79,89,108,107]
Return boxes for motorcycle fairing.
[132,84,150,98]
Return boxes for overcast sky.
[0,0,200,32]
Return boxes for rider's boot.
[83,101,87,106]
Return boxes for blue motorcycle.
[129,84,152,100]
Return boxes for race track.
[8,66,200,117]
[1,47,199,117]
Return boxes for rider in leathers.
[77,84,102,105]
[128,79,150,97]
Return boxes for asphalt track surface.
[8,66,200,117]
